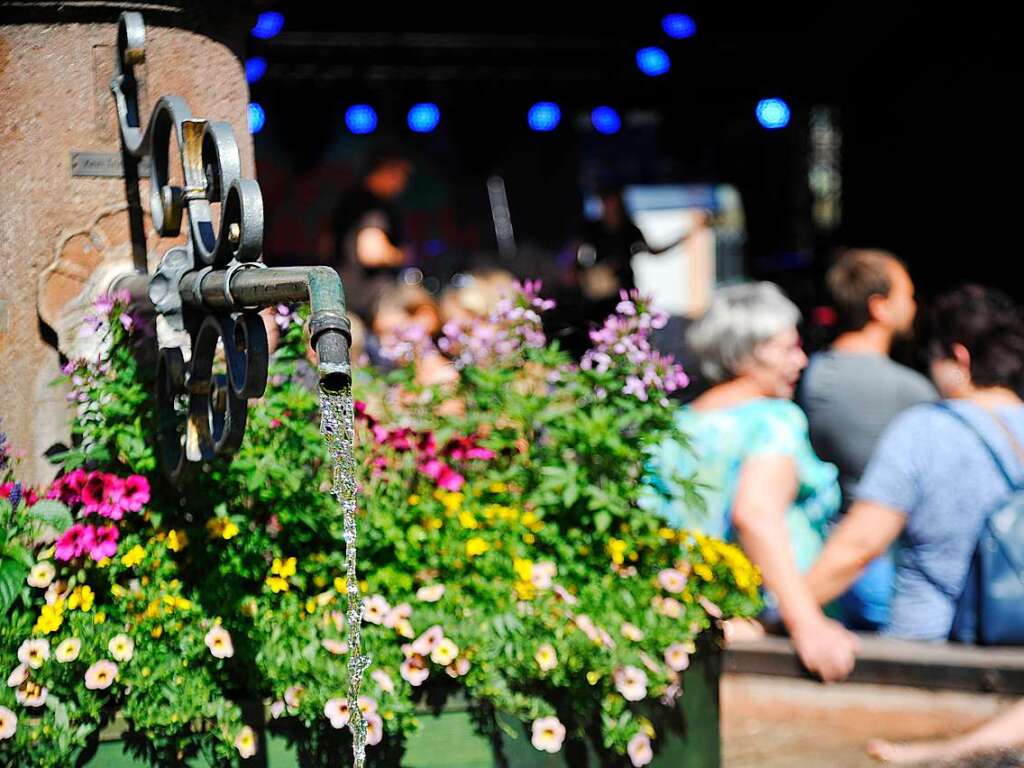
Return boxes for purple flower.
[119,313,135,331]
[623,376,649,402]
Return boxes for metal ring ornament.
[223,312,269,399]
[186,120,247,266]
[189,315,248,457]
[146,96,194,236]
[156,347,190,482]
[112,12,147,157]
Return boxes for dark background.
[247,5,1018,308]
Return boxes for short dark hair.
[929,285,1024,392]
[826,249,904,331]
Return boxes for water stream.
[319,385,371,767]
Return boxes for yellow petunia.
[513,558,534,582]
[458,511,479,530]
[488,481,508,493]
[33,600,65,634]
[266,576,290,593]
[607,538,627,565]
[68,585,95,612]
[121,545,146,568]
[407,495,420,505]
[221,521,240,540]
[465,538,489,557]
[693,563,714,582]
[167,530,187,552]
[271,557,297,579]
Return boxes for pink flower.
[371,669,395,695]
[324,698,350,729]
[400,655,429,687]
[365,713,384,746]
[573,614,601,644]
[698,596,723,619]
[383,602,412,629]
[55,524,95,562]
[657,569,688,594]
[445,657,470,678]
[418,459,466,492]
[411,625,444,657]
[122,475,150,512]
[613,666,648,702]
[79,472,108,510]
[628,732,654,767]
[664,644,690,672]
[531,562,557,589]
[89,526,119,561]
[363,595,391,625]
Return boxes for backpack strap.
[933,402,1023,491]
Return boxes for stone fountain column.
[0,2,255,484]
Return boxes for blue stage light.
[345,105,378,135]
[527,102,561,132]
[251,12,284,40]
[756,98,791,129]
[247,103,265,134]
[407,103,441,133]
[662,13,697,39]
[636,46,671,76]
[245,57,267,84]
[591,106,621,135]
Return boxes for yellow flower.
[458,511,479,530]
[334,577,345,593]
[167,530,187,552]
[607,538,627,565]
[513,558,534,582]
[586,671,602,685]
[121,545,146,568]
[68,585,95,612]
[407,495,420,505]
[96,558,111,569]
[513,580,536,600]
[488,481,507,493]
[305,598,317,614]
[271,557,297,578]
[693,563,714,582]
[423,517,443,531]
[151,626,163,639]
[465,538,489,557]
[266,576,290,593]
[523,533,536,545]
[33,600,64,634]
[93,611,106,625]
[658,527,677,540]
[520,511,543,532]
[221,521,240,540]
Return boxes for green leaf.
[28,499,74,532]
[0,556,29,615]
[593,510,612,534]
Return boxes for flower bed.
[1,285,759,766]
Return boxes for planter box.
[89,653,720,768]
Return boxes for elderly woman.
[641,282,859,681]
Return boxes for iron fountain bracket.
[108,12,351,482]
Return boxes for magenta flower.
[418,459,466,492]
[443,436,495,462]
[89,526,119,561]
[55,524,96,562]
[122,475,150,512]
[80,472,107,510]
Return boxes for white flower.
[7,664,29,688]
[573,614,601,643]
[363,595,391,625]
[18,639,49,670]
[321,639,348,655]
[0,705,17,740]
[416,584,446,603]
[411,625,444,657]
[371,668,395,694]
[614,666,648,702]
[430,638,459,667]
[108,634,134,663]
[365,713,384,746]
[205,626,234,659]
[530,716,566,753]
[534,644,558,672]
[284,685,305,711]
[270,700,286,719]
[400,655,429,687]
[653,596,682,618]
[628,732,654,767]
[235,725,257,759]
[394,619,415,639]
[664,643,691,672]
[621,623,645,642]
[27,562,56,589]
[383,602,411,628]
[657,568,688,594]
[84,660,118,690]
[324,698,350,729]
[55,638,82,663]
[15,681,47,708]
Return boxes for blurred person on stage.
[328,148,413,322]
[798,249,937,630]
[640,282,858,682]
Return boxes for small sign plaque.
[71,151,150,178]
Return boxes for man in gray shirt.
[799,249,937,629]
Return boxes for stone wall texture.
[0,8,254,484]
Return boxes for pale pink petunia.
[108,634,134,663]
[664,644,691,672]
[270,700,286,719]
[698,596,724,619]
[84,660,118,690]
[445,657,471,678]
[284,685,305,711]
[363,595,391,625]
[552,584,578,605]
[383,602,412,628]
[0,705,16,740]
[530,716,566,754]
[416,584,446,603]
[573,614,601,643]
[235,725,257,759]
[371,668,395,694]
[534,644,558,672]
[431,638,459,667]
[531,562,557,589]
[613,666,648,702]
[657,568,688,594]
[205,626,234,659]
[411,625,444,657]
[15,682,47,708]
[322,639,348,655]
[400,654,429,687]
[365,713,384,746]
[7,664,28,688]
[18,639,49,670]
[621,623,645,642]
[627,732,654,767]
[358,696,378,716]
[324,698,350,729]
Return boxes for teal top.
[640,398,840,572]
